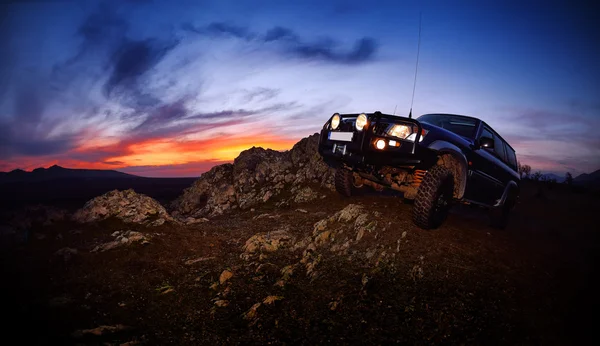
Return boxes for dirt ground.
[1,182,598,345]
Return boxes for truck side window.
[482,126,506,163]
[481,127,494,141]
[493,135,506,162]
[504,143,517,171]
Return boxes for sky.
[1,0,599,177]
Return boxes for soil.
[1,181,597,345]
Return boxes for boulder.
[73,189,172,225]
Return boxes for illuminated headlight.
[331,114,340,130]
[387,124,428,142]
[375,139,386,150]
[388,124,412,139]
[355,113,367,131]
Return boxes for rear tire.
[335,168,354,197]
[490,200,513,229]
[412,165,454,229]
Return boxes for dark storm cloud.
[50,2,178,112]
[104,39,179,98]
[184,22,378,64]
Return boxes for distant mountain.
[0,165,137,183]
[574,169,600,189]
[541,173,565,183]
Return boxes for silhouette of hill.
[574,169,600,189]
[0,165,135,183]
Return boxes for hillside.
[574,169,600,188]
[0,134,597,345]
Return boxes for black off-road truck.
[318,112,520,229]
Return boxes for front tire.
[335,168,355,197]
[412,165,454,229]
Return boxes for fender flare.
[427,140,469,199]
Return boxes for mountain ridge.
[0,165,136,183]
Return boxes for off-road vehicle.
[318,112,520,229]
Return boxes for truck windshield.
[417,114,478,139]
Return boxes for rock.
[241,230,294,260]
[161,288,175,295]
[337,204,364,222]
[219,270,233,285]
[214,300,229,307]
[294,186,318,203]
[356,228,365,242]
[243,303,261,320]
[92,231,149,252]
[73,189,172,226]
[171,134,336,218]
[54,247,77,262]
[185,217,209,225]
[184,257,216,265]
[71,324,130,338]
[315,230,332,245]
[262,296,283,305]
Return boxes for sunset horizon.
[2,0,598,177]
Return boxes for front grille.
[372,122,388,135]
[338,119,356,132]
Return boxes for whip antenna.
[408,12,422,119]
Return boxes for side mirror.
[479,136,494,149]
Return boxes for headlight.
[387,124,428,142]
[388,124,412,139]
[355,113,367,131]
[331,114,340,130]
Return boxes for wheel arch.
[427,140,468,199]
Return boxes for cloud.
[501,107,600,174]
[0,81,79,159]
[182,22,255,40]
[242,87,281,103]
[118,159,231,177]
[104,38,179,99]
[183,22,378,64]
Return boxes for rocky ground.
[1,135,598,345]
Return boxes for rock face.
[171,134,335,218]
[73,189,172,226]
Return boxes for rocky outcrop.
[73,189,173,226]
[171,134,335,218]
[91,230,150,252]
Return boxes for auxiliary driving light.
[331,114,340,130]
[356,113,367,131]
[375,139,386,150]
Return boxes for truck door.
[464,126,505,206]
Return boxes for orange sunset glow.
[1,133,301,177]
